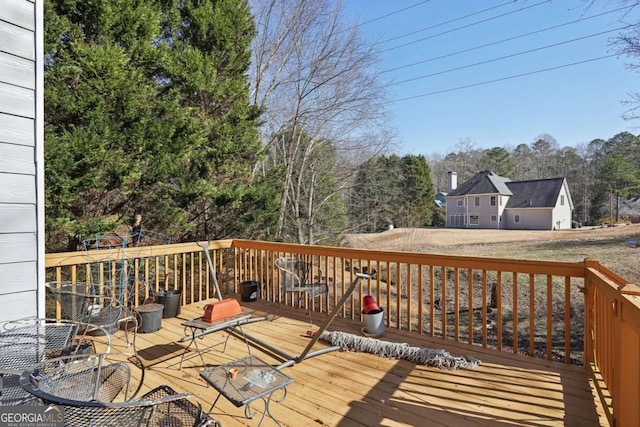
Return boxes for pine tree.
[349,155,435,232]
[44,0,270,250]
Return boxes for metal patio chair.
[82,230,171,309]
[274,257,329,324]
[0,317,110,406]
[46,282,138,355]
[20,353,220,426]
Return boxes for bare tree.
[249,0,393,243]
[510,143,535,181]
[583,1,640,121]
[531,133,560,178]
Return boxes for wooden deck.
[106,296,609,427]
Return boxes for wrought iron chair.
[0,317,110,406]
[46,282,138,355]
[20,353,220,426]
[82,230,171,309]
[274,257,329,324]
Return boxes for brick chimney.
[447,171,457,193]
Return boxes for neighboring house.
[0,0,45,321]
[445,171,574,230]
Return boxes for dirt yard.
[342,223,640,250]
[342,224,640,284]
[342,224,640,363]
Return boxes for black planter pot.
[240,281,258,302]
[135,303,164,333]
[155,290,182,318]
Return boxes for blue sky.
[343,0,640,155]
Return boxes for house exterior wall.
[551,183,573,230]
[504,208,553,230]
[446,196,467,228]
[446,194,508,228]
[0,0,43,321]
[498,195,509,229]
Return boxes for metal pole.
[296,272,371,362]
[228,328,295,361]
[197,241,223,301]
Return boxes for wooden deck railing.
[583,259,640,427]
[45,239,640,427]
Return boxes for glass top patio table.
[199,355,293,427]
[179,313,267,369]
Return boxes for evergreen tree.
[398,155,435,227]
[158,0,266,241]
[588,132,640,222]
[481,147,515,177]
[44,0,269,250]
[349,155,435,232]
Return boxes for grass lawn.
[343,224,640,284]
[342,225,640,363]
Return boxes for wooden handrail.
[585,261,640,427]
[44,238,640,427]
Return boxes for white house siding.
[446,196,467,228]
[447,195,506,228]
[476,194,504,229]
[504,208,553,230]
[552,183,573,230]
[0,0,43,321]
[498,195,509,229]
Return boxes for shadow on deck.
[112,295,607,427]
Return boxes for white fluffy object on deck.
[319,330,480,370]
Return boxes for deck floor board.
[103,296,608,427]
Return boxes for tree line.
[44,0,393,251]
[43,0,640,252]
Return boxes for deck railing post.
[618,301,640,426]
[583,258,600,367]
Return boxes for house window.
[491,215,497,222]
[560,195,565,206]
[499,196,502,206]
[474,197,480,206]
[457,199,464,207]
[490,196,496,206]
[469,213,479,225]
[450,214,466,227]
[515,214,520,223]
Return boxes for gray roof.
[446,171,567,209]
[504,178,565,208]
[447,171,512,197]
